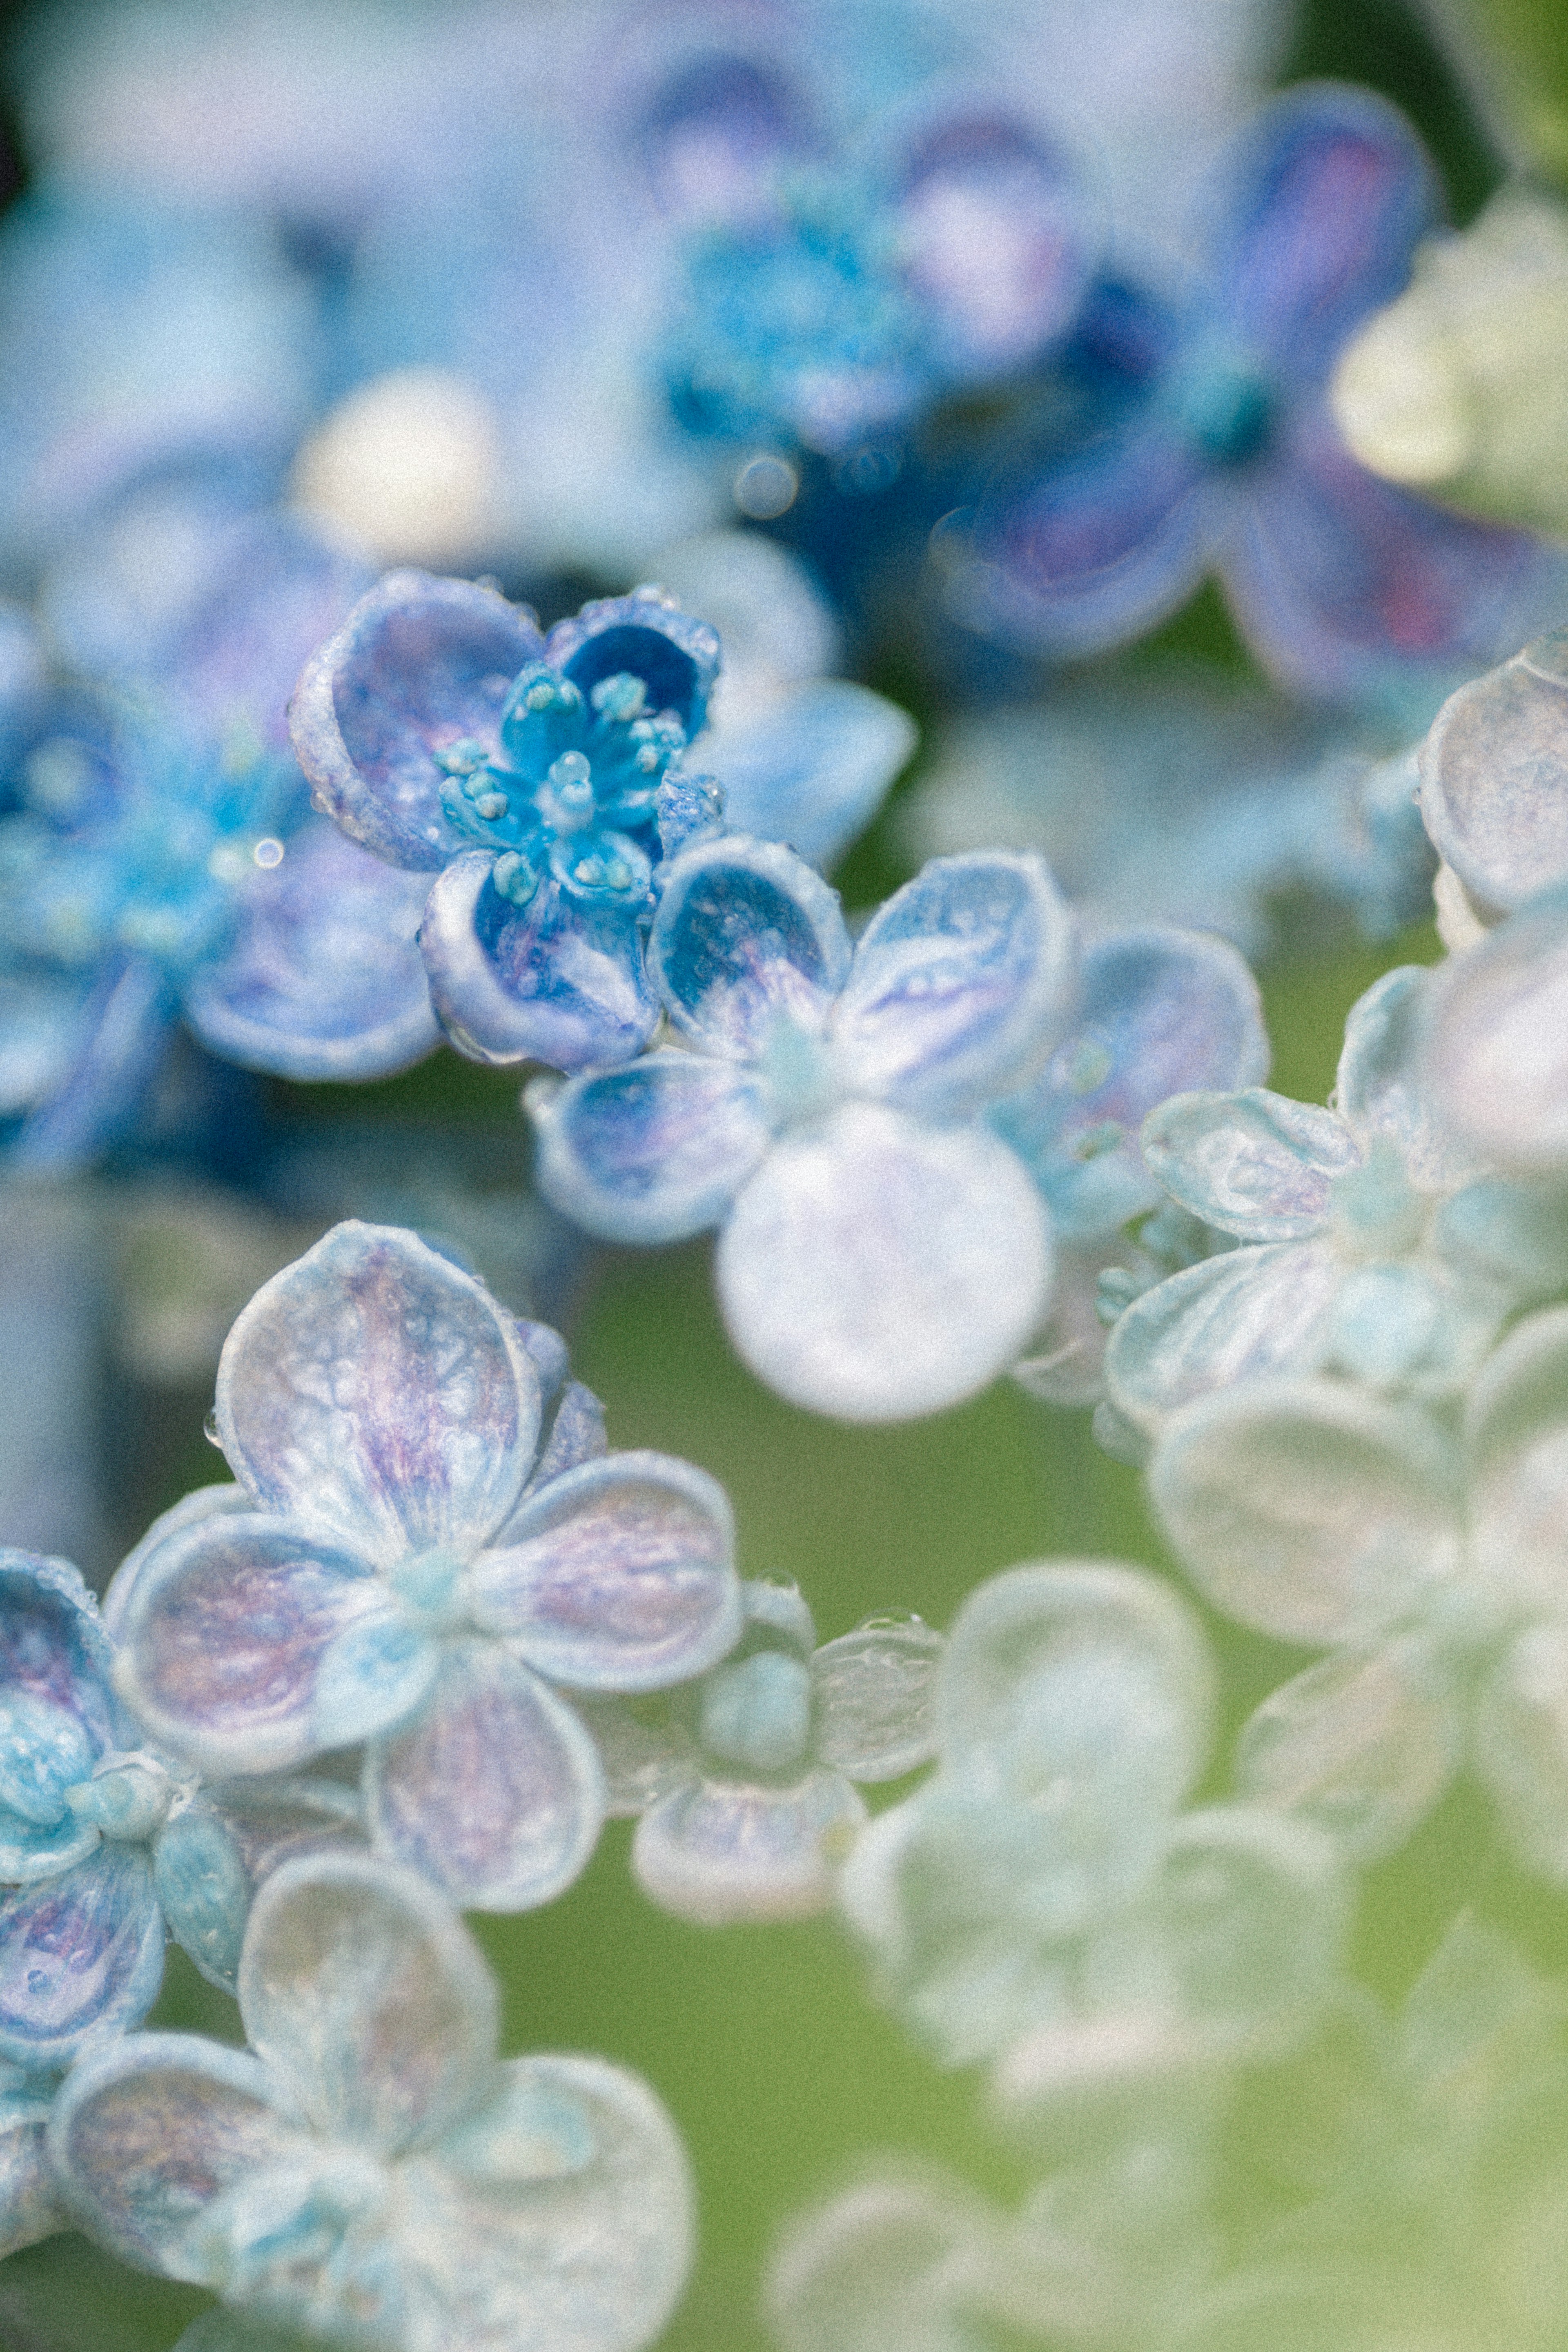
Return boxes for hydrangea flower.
[1101,965,1544,1446]
[1416,624,1568,950]
[961,83,1568,704]
[48,1851,694,2352]
[839,1562,1345,2116]
[1150,1303,1568,1873]
[583,1581,943,1923]
[0,1550,362,2078]
[109,1222,745,1912]
[528,838,1078,1419]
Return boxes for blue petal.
[365,1642,606,1911]
[1417,632,1568,918]
[0,1550,118,1772]
[0,968,99,1122]
[151,1806,252,1994]
[710,681,916,872]
[419,854,659,1072]
[0,1800,100,1885]
[7,954,174,1175]
[544,590,720,742]
[649,835,853,1058]
[993,925,1267,1237]
[183,820,440,1081]
[214,1222,541,1566]
[288,569,546,871]
[1139,1089,1357,1239]
[0,1845,165,2068]
[529,1052,775,1244]
[832,853,1078,1119]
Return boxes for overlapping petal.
[102,1484,247,1641]
[1465,1304,1568,1602]
[1334,963,1477,1189]
[0,1844,165,2068]
[649,835,853,1058]
[768,2170,990,2352]
[543,591,719,741]
[632,1769,866,1924]
[712,680,916,872]
[0,1550,118,1772]
[1140,1089,1357,1239]
[530,1051,775,1244]
[1105,1242,1341,1431]
[1236,1639,1462,1860]
[1425,890,1568,1172]
[1473,1624,1568,1884]
[1418,630,1568,918]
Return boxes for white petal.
[1236,1640,1462,1860]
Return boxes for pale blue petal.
[0,2103,62,2258]
[214,1221,540,1565]
[183,821,440,1082]
[994,925,1267,1238]
[151,1805,252,1993]
[1150,1378,1463,1645]
[528,1052,775,1244]
[365,1642,606,1911]
[1425,890,1568,1173]
[288,568,546,871]
[311,1613,440,1751]
[1140,1089,1357,1240]
[831,853,1078,1119]
[238,1852,497,2156]
[102,1483,247,1640]
[420,855,659,1073]
[0,968,98,1121]
[1323,1261,1489,1395]
[768,2171,989,2352]
[633,1769,866,1924]
[1417,632,1568,917]
[711,682,916,871]
[812,1621,946,1783]
[1334,963,1479,1189]
[1435,1178,1568,1309]
[0,1800,99,1885]
[466,1451,741,1692]
[649,835,853,1058]
[1105,1241,1341,1434]
[46,2033,298,2278]
[0,1845,165,2068]
[525,1380,608,1493]
[1465,1303,1568,1608]
[7,953,174,1175]
[716,1101,1052,1421]
[544,590,719,741]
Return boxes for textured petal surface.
[366,1643,606,1911]
[215,1222,540,1564]
[717,1102,1052,1421]
[832,853,1077,1119]
[47,2034,298,2276]
[1106,1241,1342,1432]
[545,590,719,739]
[1466,1304,1568,1605]
[633,1769,866,1924]
[712,681,917,873]
[1236,1639,1462,1860]
[1334,962,1477,1189]
[102,1485,247,1642]
[1140,1089,1356,1239]
[466,1451,741,1692]
[183,820,440,1082]
[1418,633,1568,915]
[238,1852,497,2156]
[813,1621,947,1783]
[529,1051,774,1244]
[1150,1379,1463,1644]
[649,835,853,1058]
[1425,892,1568,1172]
[0,1550,118,1784]
[288,569,545,870]
[993,925,1267,1236]
[421,856,659,1074]
[0,1846,165,2067]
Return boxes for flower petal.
[1417,631,1568,917]
[238,1851,497,2156]
[113,1512,387,1775]
[1425,890,1568,1172]
[365,1642,606,1911]
[573,1697,697,1817]
[102,1484,247,1641]
[711,680,916,873]
[214,1221,540,1564]
[7,952,174,1176]
[0,1846,165,2068]
[46,2033,298,2276]
[0,1550,118,1789]
[717,1101,1052,1421]
[768,2171,990,2352]
[813,1620,947,1783]
[288,568,546,871]
[1149,1378,1463,1645]
[993,924,1267,1236]
[420,856,660,1073]
[0,2105,62,2260]
[648,834,853,1058]
[544,589,719,741]
[1333,962,1479,1188]
[528,1051,774,1245]
[155,1778,365,1994]
[1139,1089,1356,1240]
[1474,1623,1568,1884]
[466,1451,741,1692]
[1010,1237,1139,1409]
[831,853,1078,1119]
[524,1381,608,1493]
[1466,1303,1568,1604]
[1105,1241,1342,1433]
[1236,1639,1462,1861]
[183,821,440,1082]
[633,1769,866,1924]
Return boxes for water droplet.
[253,837,285,869]
[734,453,799,519]
[203,1408,222,1448]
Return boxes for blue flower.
[48,1851,694,2352]
[963,83,1568,705]
[109,1222,744,1912]
[528,838,1078,1419]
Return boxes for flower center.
[1328,1139,1429,1260]
[757,1012,839,1129]
[65,1751,179,1842]
[388,1546,467,1630]
[1174,355,1275,466]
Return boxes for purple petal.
[419,855,659,1072]
[288,569,546,871]
[636,47,815,224]
[1214,85,1439,377]
[544,589,719,741]
[113,1512,387,1775]
[832,852,1078,1119]
[214,1222,540,1564]
[0,1550,118,1764]
[1417,633,1568,917]
[529,1051,774,1245]
[632,1770,866,1924]
[0,1846,165,2068]
[46,2034,298,2277]
[466,1451,741,1691]
[649,835,853,1058]
[102,1483,248,1642]
[524,1380,608,1493]
[183,820,440,1082]
[238,1852,497,2155]
[366,1642,605,1910]
[1139,1090,1357,1240]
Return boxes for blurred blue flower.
[110,1222,744,1912]
[48,1851,694,2351]
[962,83,1568,706]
